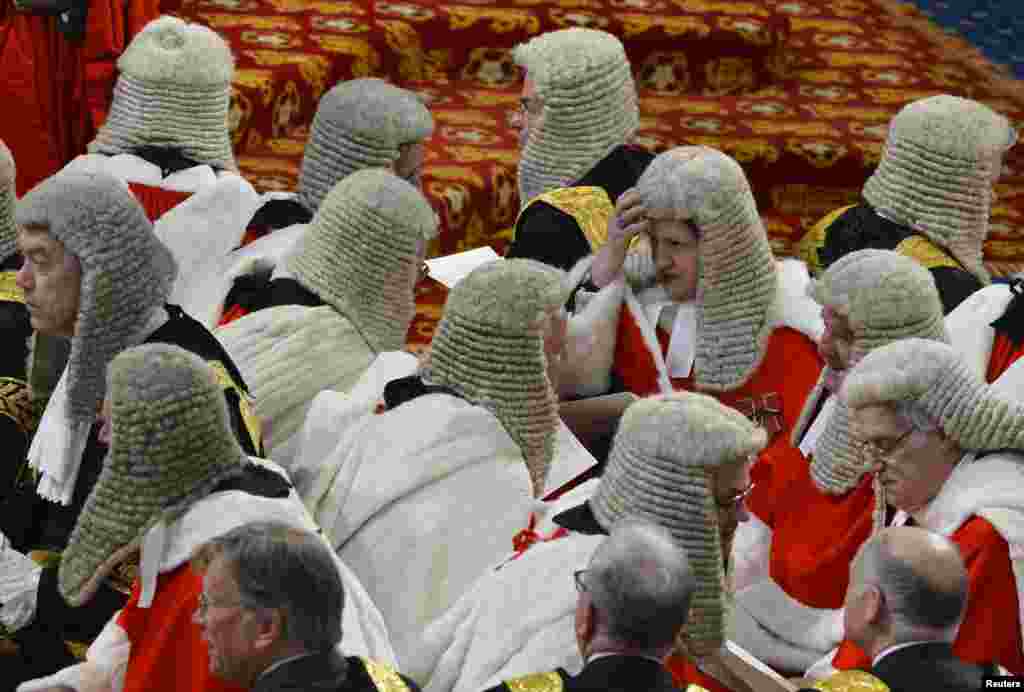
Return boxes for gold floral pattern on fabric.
[264,138,306,156]
[446,145,519,166]
[460,47,518,86]
[518,187,614,252]
[802,105,892,121]
[272,82,301,138]
[638,52,691,93]
[446,7,539,33]
[684,686,710,692]
[718,17,774,46]
[824,52,909,69]
[686,137,780,164]
[0,377,36,435]
[204,13,303,31]
[619,13,710,38]
[234,70,276,106]
[243,51,332,96]
[382,20,427,81]
[208,361,263,453]
[704,57,756,95]
[311,16,370,33]
[0,272,24,305]
[360,658,413,692]
[240,31,303,50]
[790,17,865,33]
[748,120,839,136]
[305,37,381,77]
[505,672,564,692]
[864,87,941,104]
[895,236,963,271]
[548,10,610,30]
[433,110,499,128]
[786,140,849,168]
[264,0,365,14]
[797,69,855,84]
[673,0,770,16]
[427,166,486,188]
[812,670,890,692]
[771,185,858,217]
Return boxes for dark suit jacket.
[253,651,420,692]
[485,654,676,692]
[872,641,998,692]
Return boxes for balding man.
[809,527,1000,691]
[484,520,694,692]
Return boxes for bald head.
[854,527,967,638]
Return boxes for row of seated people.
[0,13,1022,692]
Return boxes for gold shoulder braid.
[0,376,37,435]
[207,360,263,453]
[515,187,615,252]
[894,235,962,271]
[0,271,25,305]
[795,204,856,276]
[360,657,413,692]
[504,671,564,692]
[813,670,890,692]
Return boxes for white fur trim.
[729,514,772,594]
[156,174,263,329]
[945,283,1013,380]
[920,451,1024,656]
[772,258,825,342]
[622,280,674,393]
[304,393,543,669]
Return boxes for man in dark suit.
[195,522,419,692]
[806,526,1000,692]
[484,520,695,692]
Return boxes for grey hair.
[203,521,344,652]
[856,532,967,642]
[895,399,939,434]
[585,519,696,651]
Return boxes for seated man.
[574,145,822,504]
[505,28,653,271]
[807,338,1024,677]
[408,392,792,692]
[216,169,438,464]
[728,250,949,674]
[216,78,434,327]
[295,259,596,666]
[945,273,1024,383]
[1,172,261,685]
[804,527,1000,692]
[796,95,1016,313]
[13,344,393,692]
[0,141,35,490]
[485,520,693,692]
[194,521,415,692]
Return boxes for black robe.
[484,654,677,692]
[0,254,34,492]
[800,203,983,314]
[506,145,656,272]
[253,651,420,692]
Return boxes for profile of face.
[513,76,544,151]
[15,226,82,338]
[194,554,266,686]
[711,457,753,560]
[820,305,854,391]
[650,219,700,303]
[395,141,426,188]
[851,403,958,516]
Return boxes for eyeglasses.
[573,569,589,593]
[859,427,914,468]
[195,592,243,621]
[716,480,756,509]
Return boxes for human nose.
[511,108,524,129]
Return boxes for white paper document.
[425,246,502,288]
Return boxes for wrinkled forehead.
[16,224,64,254]
[650,218,699,244]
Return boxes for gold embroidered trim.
[106,552,140,596]
[0,376,36,435]
[0,271,24,305]
[813,670,890,692]
[895,235,961,271]
[208,360,263,453]
[516,186,615,252]
[796,204,856,275]
[505,671,564,692]
[684,686,711,692]
[360,657,412,692]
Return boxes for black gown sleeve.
[506,202,593,272]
